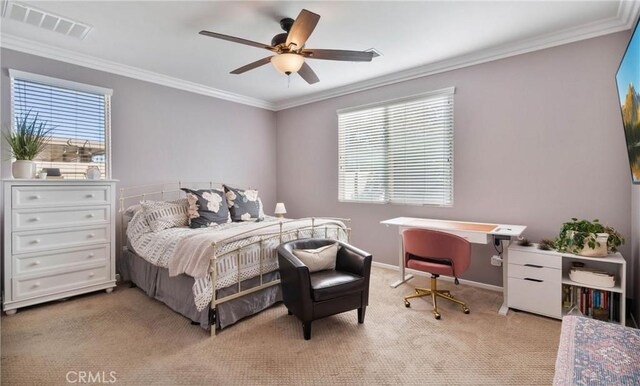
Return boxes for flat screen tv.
[616,17,640,184]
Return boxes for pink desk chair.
[402,228,471,319]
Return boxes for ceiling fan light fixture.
[271,53,304,75]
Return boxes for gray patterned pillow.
[223,185,263,222]
[140,199,189,232]
[181,188,231,228]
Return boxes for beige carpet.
[1,267,561,385]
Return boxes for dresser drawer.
[13,206,109,231]
[13,265,109,301]
[12,186,110,208]
[507,277,562,319]
[14,245,109,276]
[13,226,108,254]
[509,249,561,269]
[508,264,560,283]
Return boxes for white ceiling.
[1,1,639,110]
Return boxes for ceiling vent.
[1,1,92,39]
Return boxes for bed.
[554,315,640,385]
[118,182,350,336]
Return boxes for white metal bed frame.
[119,181,351,336]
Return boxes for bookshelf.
[507,244,626,326]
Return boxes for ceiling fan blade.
[199,30,275,52]
[302,49,374,62]
[230,57,273,74]
[298,62,319,84]
[285,9,320,49]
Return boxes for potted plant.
[3,111,52,179]
[555,218,624,257]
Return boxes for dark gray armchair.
[277,238,372,340]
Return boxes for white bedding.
[126,209,347,311]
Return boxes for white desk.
[381,217,526,316]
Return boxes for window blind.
[338,88,454,206]
[10,70,112,179]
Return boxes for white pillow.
[292,243,339,273]
[140,199,189,232]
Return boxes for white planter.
[567,231,609,257]
[11,160,34,179]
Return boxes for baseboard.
[371,261,503,293]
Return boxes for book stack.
[562,284,620,322]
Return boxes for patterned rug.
[1,267,561,385]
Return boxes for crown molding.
[1,1,638,113]
[272,1,640,111]
[0,34,277,111]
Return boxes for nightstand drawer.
[507,277,562,319]
[12,186,110,208]
[13,206,109,231]
[13,226,108,254]
[508,264,560,283]
[509,249,561,269]
[13,265,109,301]
[14,245,109,276]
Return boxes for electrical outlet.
[491,255,503,267]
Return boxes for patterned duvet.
[126,209,347,311]
[554,315,640,385]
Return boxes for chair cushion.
[309,270,364,302]
[292,243,338,273]
[407,255,455,276]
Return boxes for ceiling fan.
[199,9,376,85]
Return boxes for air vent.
[1,1,92,40]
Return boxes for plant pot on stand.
[11,160,35,179]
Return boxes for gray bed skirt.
[119,248,282,330]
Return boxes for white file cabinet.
[507,243,626,325]
[3,180,117,315]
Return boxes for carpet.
[1,267,560,385]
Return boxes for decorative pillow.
[140,199,189,232]
[292,243,340,273]
[223,185,263,222]
[181,188,231,228]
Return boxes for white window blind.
[10,70,112,179]
[338,88,454,206]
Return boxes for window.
[338,88,454,206]
[10,70,112,179]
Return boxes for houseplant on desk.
[555,218,624,257]
[2,111,52,178]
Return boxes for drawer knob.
[87,194,96,198]
[33,260,41,266]
[89,273,95,278]
[31,195,41,200]
[33,282,41,288]
[87,213,95,218]
[88,233,95,238]
[31,217,40,222]
[31,239,40,244]
[88,253,95,258]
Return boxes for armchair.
[277,238,372,340]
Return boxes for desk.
[381,217,526,315]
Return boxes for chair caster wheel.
[434,313,441,320]
[415,289,421,294]
[463,307,470,314]
[404,301,410,308]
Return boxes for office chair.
[402,228,471,319]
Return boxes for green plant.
[555,218,624,254]
[3,111,52,160]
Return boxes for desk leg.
[390,230,413,288]
[498,239,510,316]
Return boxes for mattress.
[554,315,640,385]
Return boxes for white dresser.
[3,179,117,314]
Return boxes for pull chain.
[287,74,290,88]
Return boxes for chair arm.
[335,241,373,277]
[277,246,313,319]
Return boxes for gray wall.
[0,48,277,209]
[276,31,633,289]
